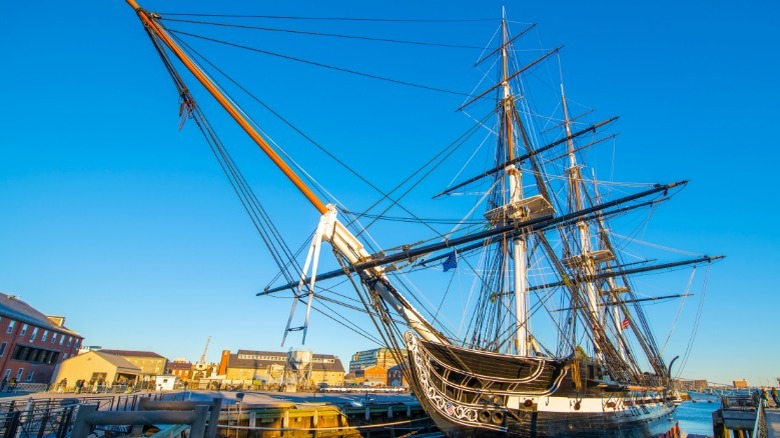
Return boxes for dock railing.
[71,403,210,438]
[0,392,192,438]
[71,397,222,438]
[752,397,767,438]
[721,394,756,408]
[138,396,222,438]
[717,392,768,438]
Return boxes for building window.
[67,336,72,346]
[0,343,6,357]
[59,336,64,345]
[6,321,15,334]
[2,370,9,380]
[15,369,23,380]
[12,346,26,361]
[30,327,38,341]
[26,371,34,382]
[20,324,28,336]
[51,333,57,344]
[41,330,48,342]
[10,346,60,364]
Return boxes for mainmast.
[481,14,555,357]
[499,17,530,357]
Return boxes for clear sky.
[1,0,778,386]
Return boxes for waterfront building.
[355,365,387,386]
[219,349,345,388]
[153,374,179,391]
[0,292,83,384]
[98,349,167,379]
[54,350,141,389]
[672,378,709,391]
[733,379,749,389]
[348,347,407,374]
[167,359,193,381]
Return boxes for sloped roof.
[100,349,166,359]
[229,350,345,373]
[167,362,192,370]
[0,292,81,337]
[73,351,142,374]
[312,357,345,373]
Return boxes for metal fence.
[0,393,186,438]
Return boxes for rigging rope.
[146,30,305,290]
[168,28,469,96]
[168,33,342,206]
[167,28,466,243]
[160,17,488,49]
[675,264,710,377]
[157,13,498,23]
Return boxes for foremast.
[125,0,449,346]
[558,87,669,382]
[560,85,612,363]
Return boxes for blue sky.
[1,0,778,386]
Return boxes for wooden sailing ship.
[125,2,721,436]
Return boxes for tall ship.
[125,2,720,436]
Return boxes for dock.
[768,409,780,438]
[712,393,780,438]
[0,389,437,438]
[202,390,436,437]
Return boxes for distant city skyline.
[1,0,778,386]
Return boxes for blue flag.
[442,250,458,272]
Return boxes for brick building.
[355,365,387,386]
[0,293,83,384]
[219,349,345,388]
[167,360,193,381]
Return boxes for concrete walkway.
[767,408,780,438]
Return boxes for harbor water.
[677,394,722,437]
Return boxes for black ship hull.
[404,333,679,437]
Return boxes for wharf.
[193,390,436,437]
[768,409,780,438]
[0,389,436,437]
[712,393,780,438]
